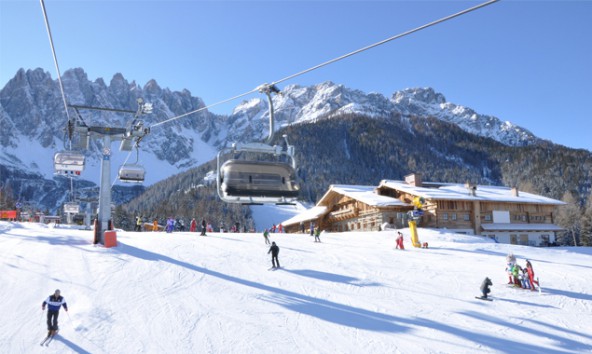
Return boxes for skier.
[135,215,142,232]
[190,218,197,232]
[505,252,517,284]
[396,231,405,250]
[525,259,539,291]
[479,277,492,299]
[511,264,522,287]
[42,289,68,336]
[263,229,271,245]
[268,241,280,268]
[200,218,207,236]
[520,267,532,289]
[152,218,159,232]
[314,227,321,242]
[166,217,174,233]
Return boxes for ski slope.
[0,220,591,353]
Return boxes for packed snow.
[1,210,591,353]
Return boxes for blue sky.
[1,0,591,151]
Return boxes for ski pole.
[66,311,76,330]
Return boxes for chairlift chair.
[216,84,301,205]
[63,202,80,214]
[54,151,85,177]
[216,141,300,205]
[118,164,146,183]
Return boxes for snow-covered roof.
[281,206,327,227]
[481,223,564,231]
[322,185,409,207]
[379,180,565,205]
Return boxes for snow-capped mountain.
[0,68,540,211]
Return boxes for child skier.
[525,259,539,291]
[396,232,405,250]
[520,267,532,289]
[505,252,517,284]
[480,277,492,299]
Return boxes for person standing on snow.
[268,241,280,268]
[190,218,197,232]
[396,231,405,250]
[42,289,68,334]
[314,227,321,243]
[200,218,207,236]
[135,216,142,232]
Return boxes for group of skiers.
[505,252,539,291]
[479,252,541,299]
[159,217,208,235]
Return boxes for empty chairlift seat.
[118,164,146,183]
[220,160,299,199]
[54,151,85,177]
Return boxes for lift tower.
[71,99,152,244]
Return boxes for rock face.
[0,67,541,212]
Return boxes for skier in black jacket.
[480,277,492,299]
[42,289,68,335]
[268,242,280,268]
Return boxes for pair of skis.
[40,330,58,346]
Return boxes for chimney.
[511,187,519,197]
[404,173,422,187]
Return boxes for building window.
[484,214,492,221]
[451,213,457,221]
[442,213,448,221]
[463,214,470,221]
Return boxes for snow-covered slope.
[1,219,590,354]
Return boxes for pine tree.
[580,194,592,247]
[556,191,582,246]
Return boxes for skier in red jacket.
[525,260,539,291]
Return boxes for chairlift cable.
[271,0,500,86]
[149,0,499,129]
[39,0,73,135]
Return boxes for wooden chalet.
[282,185,411,234]
[282,174,565,247]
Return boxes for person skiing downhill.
[263,229,271,245]
[42,289,68,335]
[268,241,280,268]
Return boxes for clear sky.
[1,0,591,151]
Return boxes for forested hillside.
[121,113,592,245]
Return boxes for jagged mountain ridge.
[0,67,543,212]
